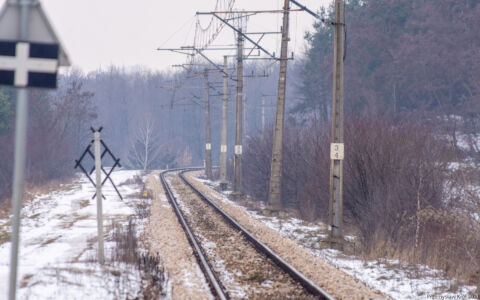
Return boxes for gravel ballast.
[166,173,317,299]
[185,171,388,300]
[145,172,212,300]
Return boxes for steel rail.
[179,169,336,300]
[160,168,229,300]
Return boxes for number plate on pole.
[330,143,344,160]
[235,145,242,155]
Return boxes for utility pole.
[233,29,244,195]
[328,0,345,250]
[94,130,105,264]
[220,56,228,190]
[204,70,213,180]
[267,0,290,211]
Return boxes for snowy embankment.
[195,176,477,300]
[0,170,150,299]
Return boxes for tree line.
[0,61,291,202]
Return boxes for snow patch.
[0,170,154,299]
[197,174,478,300]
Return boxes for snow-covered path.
[0,170,144,300]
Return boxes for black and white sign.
[0,41,59,88]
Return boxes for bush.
[242,116,480,281]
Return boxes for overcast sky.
[0,0,332,73]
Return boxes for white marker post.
[8,1,31,299]
[94,130,105,264]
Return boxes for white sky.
[0,0,332,73]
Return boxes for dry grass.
[108,178,167,298]
[20,274,34,289]
[58,214,89,229]
[78,199,90,209]
[358,207,480,289]
[0,229,10,245]
[110,219,167,298]
[119,174,143,187]
[40,236,61,247]
[0,199,10,219]
[0,177,76,218]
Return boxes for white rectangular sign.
[330,143,344,160]
[234,145,242,155]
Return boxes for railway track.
[160,168,335,300]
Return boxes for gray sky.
[0,0,331,73]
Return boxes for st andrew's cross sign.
[0,41,59,88]
[0,1,70,89]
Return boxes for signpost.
[74,127,123,265]
[0,1,70,299]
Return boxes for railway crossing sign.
[0,1,70,88]
[0,41,59,88]
[74,127,123,201]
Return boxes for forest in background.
[0,0,479,287]
[0,61,293,202]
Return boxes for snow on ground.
[0,170,149,300]
[196,176,477,300]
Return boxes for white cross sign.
[0,42,58,88]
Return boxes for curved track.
[160,168,336,300]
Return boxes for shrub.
[242,115,480,282]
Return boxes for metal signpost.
[0,1,70,299]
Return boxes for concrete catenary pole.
[9,1,31,299]
[233,29,244,195]
[243,94,247,138]
[204,70,213,180]
[328,0,345,250]
[261,95,265,132]
[94,131,105,264]
[267,0,290,211]
[220,56,228,189]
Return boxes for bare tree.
[127,114,161,171]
